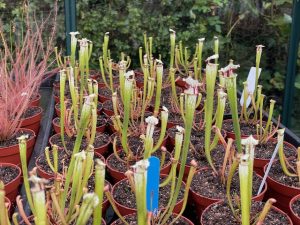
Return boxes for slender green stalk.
[70,31,79,67]
[76,194,99,225]
[67,151,85,220]
[239,154,250,225]
[225,74,242,153]
[169,29,176,69]
[204,63,218,172]
[256,199,276,225]
[152,108,168,153]
[261,100,275,140]
[214,36,219,64]
[241,135,258,213]
[121,78,133,155]
[153,61,163,116]
[160,91,197,224]
[210,89,227,151]
[254,45,263,99]
[17,136,36,216]
[143,116,158,158]
[93,159,106,225]
[197,38,205,81]
[226,156,240,218]
[61,95,94,211]
[32,188,47,225]
[277,129,297,177]
[59,70,68,151]
[133,160,149,225]
[169,161,197,225]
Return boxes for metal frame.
[64,0,76,55]
[282,0,300,127]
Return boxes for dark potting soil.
[50,132,110,151]
[168,111,202,126]
[168,127,226,167]
[201,201,290,225]
[254,140,296,160]
[0,165,19,184]
[151,86,183,111]
[53,114,107,128]
[190,168,263,199]
[0,129,34,148]
[113,177,185,209]
[184,145,226,169]
[199,94,233,115]
[112,213,190,225]
[112,130,166,153]
[103,100,114,111]
[36,149,104,175]
[99,86,114,98]
[268,159,300,189]
[21,106,42,119]
[222,120,269,136]
[107,149,171,173]
[95,72,119,83]
[292,197,300,218]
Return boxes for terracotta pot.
[264,163,300,213]
[102,100,114,116]
[20,106,43,134]
[106,150,172,184]
[49,133,110,156]
[1,163,21,203]
[19,215,105,225]
[167,110,201,129]
[189,167,267,215]
[36,151,106,179]
[253,138,296,176]
[175,76,187,88]
[0,129,36,165]
[29,93,41,107]
[52,117,106,134]
[99,87,115,103]
[111,176,185,216]
[110,213,194,225]
[289,194,300,224]
[200,200,293,225]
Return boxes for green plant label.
[240,67,262,108]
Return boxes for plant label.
[257,140,280,195]
[146,156,160,214]
[240,67,262,108]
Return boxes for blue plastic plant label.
[146,156,160,214]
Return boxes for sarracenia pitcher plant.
[16,134,106,225]
[277,129,300,183]
[226,135,277,225]
[99,32,131,92]
[104,91,199,224]
[111,61,167,161]
[59,68,98,154]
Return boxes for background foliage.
[1,0,299,134]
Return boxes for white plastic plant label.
[240,67,262,108]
